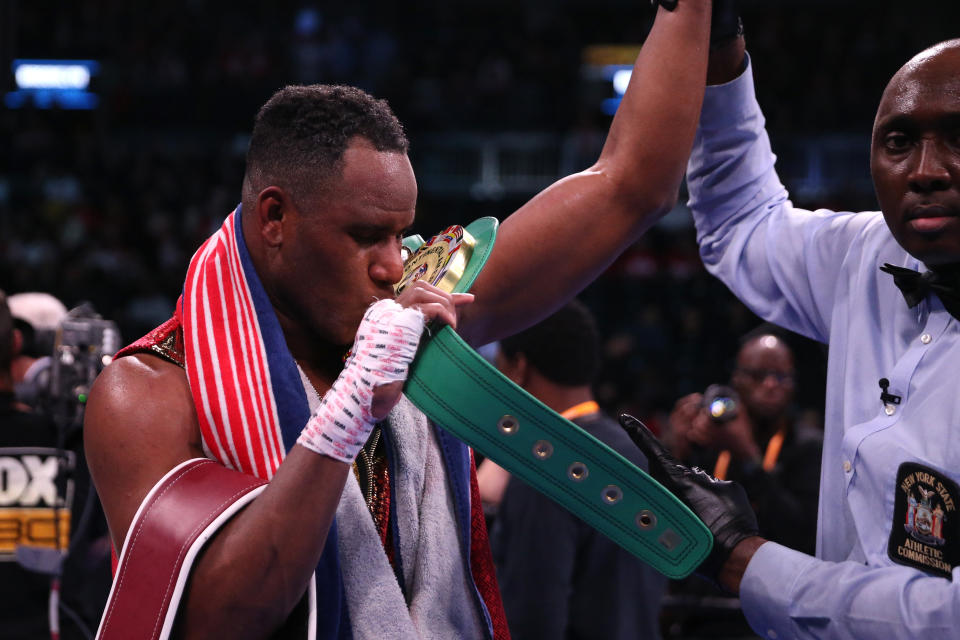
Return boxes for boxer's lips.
[905,204,960,234]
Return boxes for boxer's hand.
[298,299,426,463]
[619,413,759,584]
[393,279,474,331]
[372,282,475,418]
[299,285,475,462]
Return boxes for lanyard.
[561,400,600,421]
[713,428,786,480]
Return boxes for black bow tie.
[880,263,960,320]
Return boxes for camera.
[47,303,121,431]
[10,302,120,631]
[20,303,122,433]
[702,384,739,423]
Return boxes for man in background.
[487,299,666,640]
[8,292,66,409]
[2,291,112,639]
[660,326,822,638]
[0,289,69,638]
[667,326,821,555]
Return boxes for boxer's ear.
[255,186,290,248]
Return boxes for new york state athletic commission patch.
[888,462,960,579]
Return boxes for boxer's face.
[276,138,416,347]
[872,44,960,267]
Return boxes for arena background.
[3,0,960,434]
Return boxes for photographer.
[0,289,64,638]
[9,292,66,410]
[667,327,822,555]
[1,292,115,639]
[659,327,821,639]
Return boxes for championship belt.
[399,218,712,579]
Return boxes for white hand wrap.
[298,299,425,463]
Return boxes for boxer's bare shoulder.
[84,352,204,549]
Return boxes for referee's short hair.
[499,299,601,387]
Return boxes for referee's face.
[871,42,960,267]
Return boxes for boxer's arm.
[85,354,350,639]
[87,290,452,639]
[460,1,711,345]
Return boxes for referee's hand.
[619,413,760,587]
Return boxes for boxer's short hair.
[500,299,601,387]
[244,84,407,202]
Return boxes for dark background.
[3,0,960,430]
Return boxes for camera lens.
[708,397,736,420]
[702,384,739,423]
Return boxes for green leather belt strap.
[402,218,712,579]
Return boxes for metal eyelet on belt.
[658,528,680,551]
[532,440,553,459]
[635,510,657,530]
[498,415,519,435]
[567,462,589,481]
[601,485,623,504]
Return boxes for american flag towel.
[177,206,347,637]
[174,206,508,639]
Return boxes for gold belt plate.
[396,225,476,295]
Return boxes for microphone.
[879,378,902,405]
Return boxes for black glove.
[619,413,759,582]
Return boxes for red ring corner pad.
[96,458,267,640]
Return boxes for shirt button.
[885,404,896,416]
[843,460,852,473]
[767,631,778,639]
[921,333,932,344]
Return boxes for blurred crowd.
[9,3,960,639]
[4,0,959,426]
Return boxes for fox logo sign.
[0,448,74,559]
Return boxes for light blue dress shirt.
[686,56,960,639]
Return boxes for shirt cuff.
[700,52,762,133]
[740,541,817,639]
